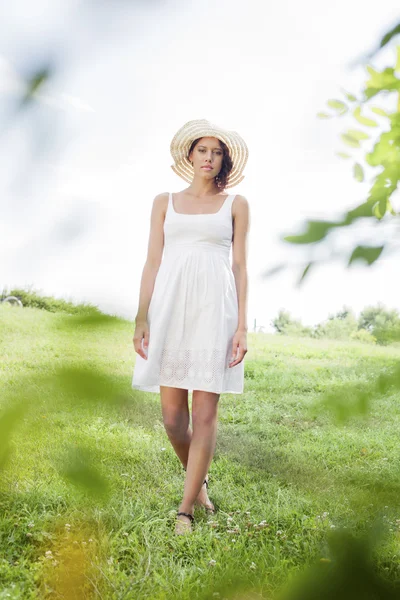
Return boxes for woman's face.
[189,137,224,180]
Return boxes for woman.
[132,119,250,534]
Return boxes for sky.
[1,0,400,332]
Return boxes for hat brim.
[170,119,248,189]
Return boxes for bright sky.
[1,0,400,331]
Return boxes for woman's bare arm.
[133,192,168,358]
[232,194,249,331]
[229,194,250,366]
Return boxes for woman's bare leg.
[177,389,219,517]
[160,386,216,525]
[160,386,191,468]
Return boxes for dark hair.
[188,137,233,190]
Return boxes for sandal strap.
[177,511,194,523]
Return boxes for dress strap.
[225,194,236,218]
[167,192,173,215]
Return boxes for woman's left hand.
[229,329,248,367]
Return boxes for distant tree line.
[271,303,400,345]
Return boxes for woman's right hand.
[133,320,150,360]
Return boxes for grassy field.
[1,303,400,599]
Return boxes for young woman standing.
[132,119,249,534]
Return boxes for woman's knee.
[192,392,219,429]
[162,411,190,439]
[160,387,189,438]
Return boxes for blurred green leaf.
[380,23,400,49]
[340,89,357,102]
[317,112,333,119]
[376,363,400,394]
[20,67,52,108]
[365,165,400,216]
[353,106,378,127]
[278,527,399,600]
[262,263,287,277]
[0,403,27,470]
[348,245,384,266]
[65,313,118,328]
[378,197,387,217]
[284,221,339,244]
[364,66,400,100]
[336,152,352,159]
[396,45,400,73]
[327,99,348,113]
[353,163,364,182]
[387,199,397,215]
[373,202,384,218]
[298,262,313,285]
[344,199,375,221]
[60,445,110,499]
[370,106,390,117]
[341,134,360,148]
[347,129,370,140]
[53,365,121,405]
[365,131,400,167]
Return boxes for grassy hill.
[1,300,400,599]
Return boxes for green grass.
[1,303,400,599]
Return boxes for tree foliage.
[276,44,400,282]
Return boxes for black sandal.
[177,511,194,523]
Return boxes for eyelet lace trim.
[160,346,228,386]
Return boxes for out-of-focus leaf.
[60,445,110,499]
[396,45,400,73]
[353,106,378,127]
[364,165,400,218]
[380,23,400,50]
[373,202,383,219]
[347,129,370,140]
[298,262,313,285]
[336,152,352,159]
[353,163,364,182]
[317,112,332,119]
[370,106,389,117]
[327,99,348,113]
[340,88,357,102]
[262,263,287,277]
[365,131,400,166]
[348,245,384,266]
[53,366,120,404]
[345,199,375,222]
[19,67,52,108]
[0,403,27,470]
[277,528,400,600]
[284,221,338,244]
[59,312,118,330]
[364,66,400,100]
[378,197,387,217]
[341,134,360,148]
[387,200,397,215]
[376,363,400,394]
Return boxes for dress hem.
[131,382,243,395]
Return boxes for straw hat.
[170,118,248,189]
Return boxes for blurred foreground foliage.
[2,10,400,598]
[266,41,400,283]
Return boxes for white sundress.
[131,191,245,394]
